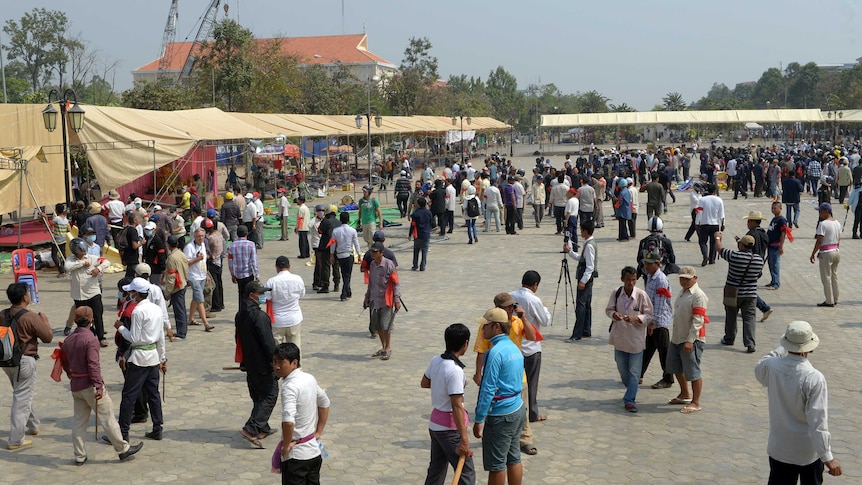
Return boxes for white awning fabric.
[541,109,825,127]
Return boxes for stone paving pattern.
[2,150,860,484]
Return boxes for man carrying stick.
[421,323,475,485]
[63,306,143,465]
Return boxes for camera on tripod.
[562,232,578,254]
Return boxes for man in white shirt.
[726,158,738,192]
[104,189,126,243]
[564,187,580,245]
[483,183,503,233]
[329,212,361,302]
[754,321,842,482]
[116,277,167,442]
[421,324,475,484]
[135,263,173,342]
[444,179,458,234]
[278,188,290,241]
[548,173,571,235]
[510,271,551,423]
[253,192,265,249]
[183,229,213,331]
[695,184,725,265]
[576,177,597,224]
[274,343,330,483]
[514,176,526,231]
[266,256,306,348]
[465,163,476,182]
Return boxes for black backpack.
[116,226,131,256]
[0,308,28,368]
[466,197,480,218]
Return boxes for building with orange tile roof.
[133,33,397,85]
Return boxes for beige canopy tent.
[541,109,825,127]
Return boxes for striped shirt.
[645,270,672,329]
[228,238,258,279]
[52,216,69,243]
[807,160,821,179]
[719,248,763,298]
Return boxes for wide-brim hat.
[475,307,508,326]
[88,202,102,215]
[780,321,819,353]
[107,189,120,200]
[743,210,766,221]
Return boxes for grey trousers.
[724,297,757,348]
[72,388,129,461]
[3,355,40,446]
[425,429,476,485]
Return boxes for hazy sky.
[3,0,862,111]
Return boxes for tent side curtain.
[541,109,826,127]
[0,146,62,216]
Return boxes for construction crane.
[157,0,180,79]
[177,0,223,83]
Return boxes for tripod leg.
[550,259,567,327]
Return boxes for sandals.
[668,397,692,405]
[520,445,538,455]
[240,429,264,449]
[189,320,202,326]
[371,349,385,358]
[380,350,392,361]
[680,404,702,414]
[204,324,215,332]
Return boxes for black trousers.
[298,231,310,258]
[685,209,697,241]
[434,212,446,235]
[74,295,105,341]
[627,213,637,239]
[236,275,253,307]
[768,456,824,485]
[524,351,542,421]
[315,248,332,290]
[337,256,353,300]
[854,204,862,236]
[698,224,720,263]
[208,262,224,311]
[553,206,566,233]
[244,371,278,436]
[641,327,673,384]
[618,217,630,240]
[445,210,455,233]
[281,455,323,485]
[51,242,66,274]
[119,363,163,440]
[505,205,517,234]
[396,196,409,217]
[516,207,524,230]
[571,279,593,339]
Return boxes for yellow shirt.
[179,192,191,210]
[474,315,524,353]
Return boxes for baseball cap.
[641,251,662,264]
[372,230,386,242]
[74,306,94,324]
[144,221,157,231]
[816,202,832,213]
[739,235,756,247]
[678,266,698,279]
[475,308,509,325]
[207,208,218,218]
[153,205,163,212]
[122,277,151,294]
[134,263,152,276]
[253,191,260,198]
[370,242,385,252]
[246,280,271,294]
[245,192,254,199]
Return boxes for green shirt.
[358,197,380,224]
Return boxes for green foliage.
[121,80,195,111]
[661,92,686,111]
[3,7,71,91]
[386,37,440,115]
[196,19,256,111]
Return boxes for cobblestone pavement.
[2,156,860,484]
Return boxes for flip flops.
[240,429,264,449]
[668,397,692,405]
[380,350,392,361]
[680,405,702,414]
[371,349,385,358]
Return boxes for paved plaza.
[2,150,860,484]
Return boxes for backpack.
[640,234,679,275]
[115,227,131,256]
[0,308,28,368]
[466,197,480,218]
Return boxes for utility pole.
[0,33,7,103]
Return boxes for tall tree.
[196,18,255,111]
[3,8,71,91]
[577,90,609,113]
[486,66,523,121]
[662,92,686,111]
[386,37,439,115]
[121,79,195,111]
[752,67,784,107]
[786,62,820,108]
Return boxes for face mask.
[144,230,154,238]
[135,203,142,209]
[257,295,267,305]
[86,235,96,243]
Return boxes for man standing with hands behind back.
[755,321,842,484]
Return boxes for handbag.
[722,253,753,307]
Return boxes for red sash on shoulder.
[692,306,709,338]
[656,287,672,299]
[781,225,794,243]
[385,271,399,307]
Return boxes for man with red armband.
[666,266,708,414]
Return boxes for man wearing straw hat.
[754,321,842,483]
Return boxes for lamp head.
[374,114,382,128]
[42,103,58,132]
[68,101,85,132]
[355,114,363,129]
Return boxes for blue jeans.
[466,218,477,242]
[614,349,644,406]
[767,246,781,288]
[412,237,429,270]
[785,203,799,226]
[485,206,500,232]
[756,295,771,313]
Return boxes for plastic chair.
[15,274,39,304]
[11,248,38,284]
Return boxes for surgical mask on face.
[257,295,267,305]
[86,235,96,243]
[135,203,142,209]
[144,230,153,238]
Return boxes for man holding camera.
[565,219,598,342]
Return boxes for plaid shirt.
[808,160,821,179]
[645,269,672,329]
[228,238,258,279]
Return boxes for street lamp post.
[42,89,85,209]
[827,110,843,145]
[509,119,515,157]
[355,75,381,185]
[451,115,471,164]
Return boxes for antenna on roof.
[363,22,366,34]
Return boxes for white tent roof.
[541,109,825,127]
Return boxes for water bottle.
[318,441,329,459]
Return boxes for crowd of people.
[3,140,852,484]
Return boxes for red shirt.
[61,327,104,392]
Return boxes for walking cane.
[451,455,466,485]
[94,390,99,442]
